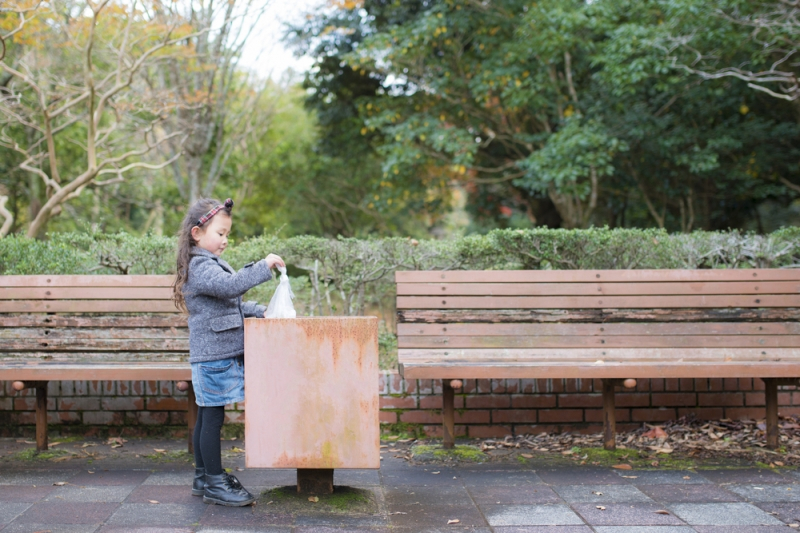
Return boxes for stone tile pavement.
[1,438,799,532]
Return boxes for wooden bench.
[396,269,800,450]
[0,275,195,452]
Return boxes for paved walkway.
[1,438,799,532]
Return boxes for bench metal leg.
[602,379,616,451]
[442,379,455,450]
[764,378,779,449]
[187,383,198,454]
[35,381,48,452]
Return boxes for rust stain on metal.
[244,317,379,469]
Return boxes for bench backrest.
[0,275,179,314]
[395,269,800,379]
[0,275,187,363]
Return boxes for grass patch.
[143,450,193,463]
[380,422,424,440]
[572,446,698,470]
[260,486,376,514]
[48,435,84,444]
[12,447,71,462]
[412,444,486,463]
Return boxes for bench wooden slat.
[0,275,175,287]
[397,281,800,296]
[0,327,188,340]
[0,352,188,362]
[0,300,181,313]
[399,335,800,349]
[396,269,800,283]
[0,363,190,381]
[0,287,173,300]
[400,347,800,360]
[397,295,800,309]
[0,338,189,351]
[398,361,800,380]
[0,316,187,327]
[398,322,800,336]
[398,308,800,323]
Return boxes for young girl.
[173,197,284,507]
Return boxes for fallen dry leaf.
[106,437,126,448]
[432,471,440,475]
[648,446,673,454]
[683,476,691,480]
[596,506,606,510]
[655,510,670,515]
[308,496,319,503]
[520,453,533,459]
[612,464,632,470]
[466,413,800,470]
[447,519,460,525]
[621,476,638,479]
[153,449,166,453]
[642,426,668,439]
[148,500,159,504]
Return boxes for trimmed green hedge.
[2,227,799,318]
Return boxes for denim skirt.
[191,355,244,407]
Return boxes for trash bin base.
[297,468,334,495]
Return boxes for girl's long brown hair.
[172,198,232,312]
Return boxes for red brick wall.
[1,372,797,438]
[377,372,800,438]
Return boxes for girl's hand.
[266,253,285,270]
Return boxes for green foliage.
[2,229,798,322]
[0,234,94,274]
[293,0,800,231]
[378,323,399,371]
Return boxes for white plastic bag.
[265,266,296,318]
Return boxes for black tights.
[193,405,225,475]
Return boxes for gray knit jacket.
[183,247,272,363]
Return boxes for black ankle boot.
[193,468,243,497]
[203,473,255,506]
[192,468,205,496]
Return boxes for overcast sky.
[239,0,324,81]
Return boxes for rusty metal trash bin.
[244,317,380,494]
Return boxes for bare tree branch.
[0,195,12,236]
